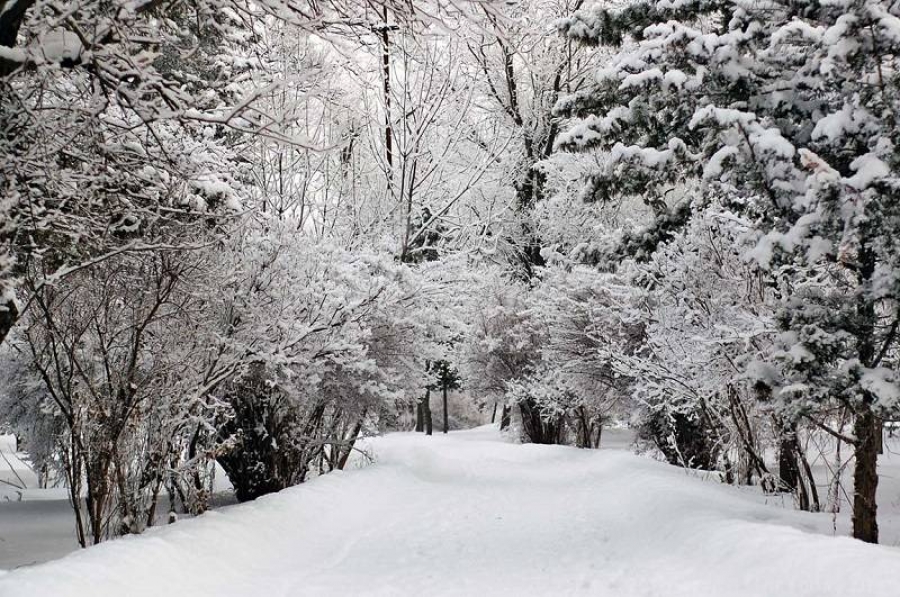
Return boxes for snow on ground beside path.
[0,434,235,570]
[1,426,899,597]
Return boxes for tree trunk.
[519,399,559,445]
[852,244,879,542]
[799,449,820,512]
[424,388,433,436]
[337,416,365,470]
[415,398,424,432]
[777,423,814,511]
[778,429,800,492]
[379,7,393,172]
[500,405,510,430]
[442,385,449,434]
[576,407,591,448]
[491,402,498,424]
[852,409,879,543]
[519,400,542,443]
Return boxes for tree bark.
[519,399,560,445]
[424,388,433,436]
[779,428,812,511]
[442,385,449,434]
[852,409,879,543]
[777,426,800,490]
[576,407,590,448]
[415,398,424,432]
[852,245,879,542]
[337,415,365,470]
[379,8,393,172]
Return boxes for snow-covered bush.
[2,249,223,544]
[459,270,551,441]
[205,224,434,499]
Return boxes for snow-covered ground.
[0,434,234,570]
[1,426,899,596]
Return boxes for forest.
[1,0,900,589]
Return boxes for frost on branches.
[0,0,518,546]
[557,0,900,542]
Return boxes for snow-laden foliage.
[556,0,900,541]
[1,250,224,544]
[4,0,900,555]
[459,264,637,446]
[206,224,443,499]
[0,2,263,349]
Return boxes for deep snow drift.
[1,427,899,596]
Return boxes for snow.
[703,145,739,180]
[872,3,900,44]
[845,153,890,190]
[860,367,900,410]
[37,30,84,63]
[0,435,234,570]
[0,435,40,502]
[609,141,684,169]
[2,427,900,596]
[771,20,825,45]
[748,127,795,158]
[619,67,663,89]
[555,106,633,149]
[812,104,869,142]
[0,46,26,65]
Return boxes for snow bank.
[1,427,899,596]
[0,435,39,501]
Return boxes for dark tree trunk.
[518,399,560,445]
[424,388,433,436]
[852,245,879,542]
[799,449,820,512]
[778,426,800,490]
[500,405,510,430]
[442,385,448,434]
[519,400,543,443]
[337,415,365,470]
[853,409,879,543]
[187,423,207,514]
[491,402,498,424]
[780,433,810,511]
[415,398,424,432]
[379,7,393,172]
[575,407,591,448]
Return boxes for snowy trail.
[1,426,899,597]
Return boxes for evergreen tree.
[429,359,461,434]
[557,0,900,542]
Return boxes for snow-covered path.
[2,426,899,597]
